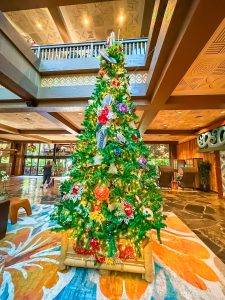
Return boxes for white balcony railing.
[32,38,147,61]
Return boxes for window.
[147,144,170,167]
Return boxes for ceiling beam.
[20,129,68,134]
[20,134,52,143]
[140,0,155,38]
[39,112,80,135]
[145,0,168,67]
[145,129,195,135]
[0,123,19,134]
[0,0,115,12]
[48,7,72,43]
[197,119,225,135]
[139,0,225,134]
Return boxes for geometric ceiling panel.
[5,8,63,45]
[0,113,62,130]
[148,110,225,130]
[173,18,225,96]
[59,0,145,43]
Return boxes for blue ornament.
[114,148,123,155]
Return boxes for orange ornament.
[94,185,109,201]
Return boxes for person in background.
[40,160,52,188]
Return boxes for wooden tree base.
[59,231,154,282]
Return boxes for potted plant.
[0,171,9,201]
[199,161,211,192]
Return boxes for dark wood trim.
[0,0,115,11]
[144,129,195,135]
[39,112,80,134]
[197,119,225,135]
[20,129,68,134]
[140,0,155,38]
[48,7,72,44]
[144,141,178,145]
[215,151,224,199]
[0,12,40,70]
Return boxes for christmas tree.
[51,33,166,264]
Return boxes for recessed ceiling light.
[221,111,225,114]
[83,17,89,25]
[194,125,200,127]
[37,23,42,29]
[78,112,83,115]
[163,124,168,127]
[119,15,124,23]
[177,111,182,114]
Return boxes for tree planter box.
[0,198,10,240]
[59,231,154,282]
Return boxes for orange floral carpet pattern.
[0,205,225,300]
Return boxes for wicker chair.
[158,166,174,189]
[179,167,197,190]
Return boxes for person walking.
[41,160,52,188]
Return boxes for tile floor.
[2,176,225,263]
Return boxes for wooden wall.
[177,138,217,192]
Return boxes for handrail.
[31,38,148,61]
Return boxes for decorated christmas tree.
[51,33,166,264]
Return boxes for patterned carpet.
[0,204,225,300]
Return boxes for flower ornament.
[98,114,108,124]
[107,112,115,120]
[124,203,133,216]
[111,79,121,88]
[116,103,128,113]
[138,157,147,165]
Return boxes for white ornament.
[107,112,115,120]
[117,132,127,144]
[108,163,118,174]
[93,154,103,165]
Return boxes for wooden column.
[14,143,26,176]
[169,142,177,167]
[215,151,223,199]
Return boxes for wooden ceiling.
[3,0,147,45]
[0,0,224,145]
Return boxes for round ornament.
[94,185,110,201]
[113,148,123,155]
[132,135,138,141]
[101,59,106,66]
[95,254,105,263]
[92,204,101,212]
[89,238,100,252]
[72,185,80,195]
[124,203,133,216]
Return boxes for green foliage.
[51,41,166,260]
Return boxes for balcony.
[32,38,148,73]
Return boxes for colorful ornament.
[96,125,108,149]
[98,114,107,124]
[92,204,101,212]
[94,185,109,201]
[118,244,135,259]
[113,148,123,155]
[124,203,133,216]
[95,254,105,263]
[72,184,80,195]
[142,207,153,220]
[111,79,121,88]
[116,103,128,113]
[129,121,137,129]
[89,238,100,252]
[138,157,147,165]
[117,132,127,144]
[107,112,115,120]
[99,49,117,64]
[132,135,138,141]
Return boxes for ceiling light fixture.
[37,23,42,29]
[83,17,89,25]
[119,15,124,24]
[78,112,83,115]
[177,111,182,114]
[221,111,225,114]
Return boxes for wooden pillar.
[169,142,177,166]
[215,151,223,199]
[14,143,26,176]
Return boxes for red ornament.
[98,114,108,124]
[94,185,109,201]
[89,238,100,251]
[118,245,135,259]
[133,107,137,112]
[124,203,133,216]
[92,204,101,212]
[132,135,138,141]
[73,245,91,255]
[101,108,109,116]
[72,185,79,195]
[95,254,105,263]
[111,79,121,88]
